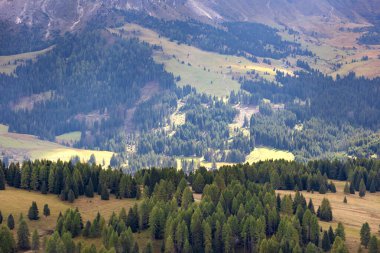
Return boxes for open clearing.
[245,147,294,163]
[110,23,294,97]
[0,187,137,251]
[0,46,53,75]
[277,181,380,252]
[56,131,82,145]
[0,124,114,166]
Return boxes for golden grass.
[0,124,114,166]
[245,147,295,163]
[277,181,380,252]
[55,131,82,143]
[0,46,53,75]
[110,23,294,97]
[0,187,138,251]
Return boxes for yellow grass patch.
[0,46,53,75]
[0,124,114,166]
[277,181,380,251]
[245,147,295,163]
[56,131,82,144]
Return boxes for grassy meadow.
[0,124,114,166]
[110,23,294,97]
[277,181,380,251]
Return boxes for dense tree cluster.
[3,160,138,202]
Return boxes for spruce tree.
[192,174,205,193]
[43,204,51,217]
[360,222,371,248]
[343,182,350,194]
[319,184,327,194]
[368,235,378,253]
[308,199,315,214]
[328,226,335,244]
[335,222,345,241]
[68,189,75,203]
[86,179,94,198]
[349,181,355,194]
[7,214,15,230]
[370,180,377,193]
[330,236,348,253]
[101,185,109,200]
[359,179,366,198]
[0,166,5,190]
[0,225,16,253]
[17,218,30,250]
[31,229,39,251]
[41,181,47,194]
[322,231,331,252]
[318,198,333,221]
[28,201,39,220]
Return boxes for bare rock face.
[0,0,378,37]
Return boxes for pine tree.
[369,180,377,193]
[0,166,5,190]
[181,187,194,209]
[335,222,345,241]
[28,201,39,220]
[318,198,332,221]
[83,221,91,237]
[44,204,50,217]
[101,185,109,200]
[329,181,337,193]
[322,231,331,252]
[368,235,378,253]
[319,184,327,194]
[86,179,94,198]
[0,211,2,224]
[0,225,16,253]
[360,222,371,248]
[308,199,315,214]
[343,182,350,194]
[190,208,203,253]
[68,189,75,203]
[31,229,40,251]
[359,179,366,198]
[192,174,205,193]
[330,236,348,253]
[203,221,212,253]
[7,214,15,230]
[41,181,47,194]
[17,218,30,250]
[328,226,335,244]
[349,180,355,194]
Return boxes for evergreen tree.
[0,166,5,190]
[44,204,51,217]
[349,181,355,194]
[308,199,315,214]
[17,218,30,250]
[190,208,203,253]
[181,187,194,209]
[28,201,39,220]
[0,211,2,224]
[7,214,15,230]
[192,174,205,193]
[343,196,347,203]
[360,222,371,248]
[322,231,331,252]
[31,229,40,251]
[359,179,366,198]
[319,184,327,194]
[335,222,346,241]
[83,221,91,237]
[331,236,348,253]
[328,226,335,244]
[318,198,332,221]
[86,179,94,198]
[343,182,350,194]
[369,180,376,193]
[368,235,378,253]
[41,181,47,194]
[101,185,109,200]
[68,189,75,203]
[0,225,16,253]
[203,221,212,253]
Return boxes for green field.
[0,46,53,75]
[111,23,294,97]
[56,131,82,144]
[245,147,295,163]
[0,124,114,166]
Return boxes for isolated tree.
[43,204,51,217]
[0,225,16,253]
[7,214,15,230]
[329,182,336,193]
[360,222,371,248]
[17,218,30,250]
[28,201,39,220]
[359,179,366,198]
[343,182,350,194]
[368,235,378,253]
[318,198,332,221]
[31,229,40,251]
